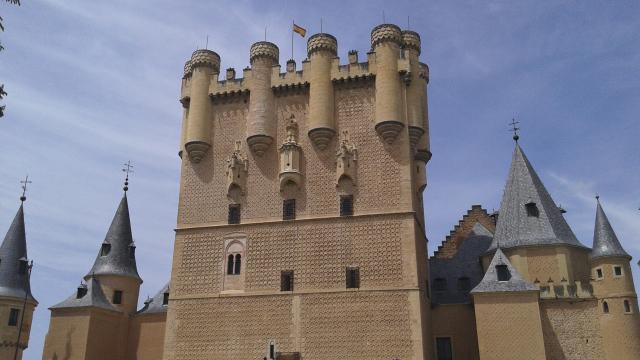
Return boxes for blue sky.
[0,1,638,358]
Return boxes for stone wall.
[431,303,479,359]
[540,299,604,360]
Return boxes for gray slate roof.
[471,248,538,293]
[430,223,494,304]
[0,204,36,302]
[86,194,142,282]
[137,282,170,315]
[50,276,120,312]
[488,144,586,252]
[591,199,630,260]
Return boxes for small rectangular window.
[281,271,294,292]
[346,267,360,289]
[596,268,604,279]
[340,195,354,216]
[8,308,19,326]
[283,199,296,220]
[624,300,632,314]
[228,204,241,224]
[100,243,111,256]
[18,260,28,275]
[613,266,623,277]
[436,337,453,360]
[434,278,447,291]
[496,265,511,281]
[525,202,539,217]
[163,292,169,306]
[113,290,123,305]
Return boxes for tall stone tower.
[164,23,432,359]
[0,199,37,360]
[43,190,143,360]
[590,198,640,359]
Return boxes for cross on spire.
[20,175,31,202]
[122,161,134,192]
[509,118,520,142]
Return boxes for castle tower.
[164,24,432,359]
[471,248,547,359]
[484,143,591,285]
[183,49,221,162]
[247,41,279,156]
[590,198,640,359]
[0,200,37,360]
[43,190,143,360]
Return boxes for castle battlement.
[179,23,430,158]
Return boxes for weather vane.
[20,175,31,202]
[122,161,134,192]
[509,118,520,142]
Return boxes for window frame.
[435,336,454,360]
[281,270,294,292]
[496,264,511,282]
[8,308,20,327]
[525,201,540,217]
[228,204,241,225]
[113,290,123,305]
[613,265,624,278]
[595,267,604,280]
[624,299,633,314]
[340,195,354,217]
[346,267,360,289]
[603,301,609,314]
[283,199,296,220]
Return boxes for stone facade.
[36,23,640,360]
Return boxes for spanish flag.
[293,23,307,37]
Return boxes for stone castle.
[0,23,638,360]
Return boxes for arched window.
[624,299,632,313]
[234,254,242,275]
[227,255,235,275]
[603,301,609,314]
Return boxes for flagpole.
[291,20,294,60]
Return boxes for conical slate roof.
[50,276,120,312]
[488,144,586,252]
[471,248,538,293]
[137,282,170,315]
[0,204,36,302]
[85,194,142,282]
[591,199,630,260]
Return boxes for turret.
[401,31,426,151]
[178,60,192,158]
[185,49,220,163]
[307,33,338,150]
[0,201,37,360]
[85,192,142,315]
[371,24,404,143]
[590,198,640,359]
[247,41,279,156]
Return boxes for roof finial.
[595,193,600,201]
[20,175,31,203]
[122,161,134,193]
[509,118,520,142]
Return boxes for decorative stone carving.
[279,116,303,190]
[336,131,357,186]
[226,141,248,197]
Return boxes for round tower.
[185,49,220,163]
[401,30,426,150]
[85,193,143,315]
[371,24,404,144]
[590,199,640,359]
[247,41,279,156]
[0,202,37,360]
[307,33,337,150]
[178,60,192,158]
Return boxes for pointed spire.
[488,144,586,252]
[0,203,36,302]
[85,194,142,283]
[591,198,630,260]
[471,248,538,293]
